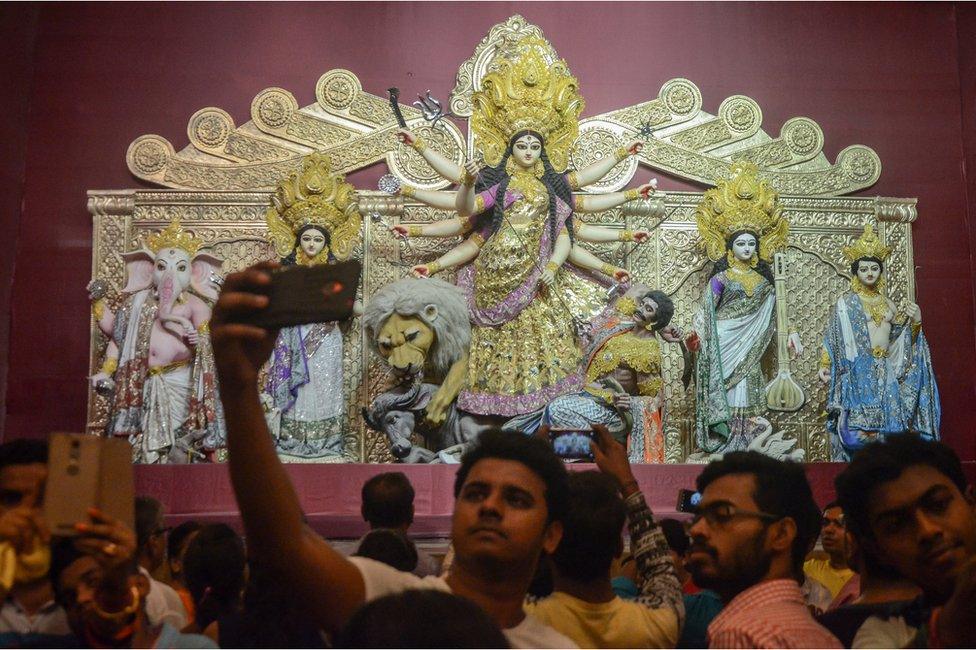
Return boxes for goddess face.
[856,259,882,288]
[730,233,758,263]
[512,134,543,169]
[300,229,328,258]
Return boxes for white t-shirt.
[349,556,578,648]
[139,567,188,630]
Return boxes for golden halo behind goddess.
[265,152,362,264]
[470,35,583,172]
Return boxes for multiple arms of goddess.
[392,130,661,280]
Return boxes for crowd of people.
[0,263,972,648]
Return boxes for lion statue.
[363,277,471,425]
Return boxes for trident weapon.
[765,252,805,411]
[413,91,451,129]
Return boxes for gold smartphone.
[44,434,134,536]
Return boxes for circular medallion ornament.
[661,78,702,116]
[129,137,169,174]
[839,146,880,183]
[190,110,231,148]
[568,125,637,193]
[719,96,762,134]
[316,69,361,110]
[782,118,823,157]
[378,174,401,194]
[251,88,299,129]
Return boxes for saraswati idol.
[691,163,804,455]
[392,35,658,418]
[819,224,940,460]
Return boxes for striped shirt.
[708,579,842,648]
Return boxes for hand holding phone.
[548,428,595,461]
[235,260,360,330]
[44,434,134,537]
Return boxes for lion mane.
[363,277,471,375]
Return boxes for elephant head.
[122,220,223,340]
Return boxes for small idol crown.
[146,219,203,256]
[842,224,891,263]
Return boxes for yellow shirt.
[804,557,856,599]
[524,591,678,649]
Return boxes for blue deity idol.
[819,225,940,460]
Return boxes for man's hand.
[590,424,638,495]
[211,262,280,392]
[0,485,48,554]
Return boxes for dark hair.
[526,554,554,598]
[183,524,246,629]
[167,520,202,568]
[336,589,509,648]
[822,501,840,513]
[636,289,675,332]
[134,496,164,551]
[696,451,821,575]
[454,429,569,524]
[474,131,575,253]
[282,224,330,266]
[220,559,326,648]
[354,528,419,573]
[551,471,625,581]
[850,256,884,277]
[660,518,691,555]
[836,434,967,540]
[708,230,775,287]
[0,439,48,470]
[362,472,415,529]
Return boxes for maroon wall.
[5,2,976,457]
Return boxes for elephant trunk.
[157,272,191,339]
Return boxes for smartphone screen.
[549,429,595,461]
[676,488,702,514]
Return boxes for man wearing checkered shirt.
[686,452,842,648]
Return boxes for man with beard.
[210,262,576,648]
[835,434,976,647]
[686,451,841,648]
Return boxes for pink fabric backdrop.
[2,3,975,469]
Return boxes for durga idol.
[392,36,658,418]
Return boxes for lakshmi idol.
[263,153,363,459]
[818,224,940,460]
[389,35,657,418]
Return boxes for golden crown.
[265,153,362,261]
[695,162,789,262]
[470,35,583,172]
[146,219,204,256]
[843,224,891,263]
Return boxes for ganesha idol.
[89,219,225,463]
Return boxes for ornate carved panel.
[88,189,918,463]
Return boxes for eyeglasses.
[691,502,782,527]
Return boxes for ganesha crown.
[146,218,203,256]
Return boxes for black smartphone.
[548,428,595,461]
[238,260,360,329]
[676,488,702,514]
